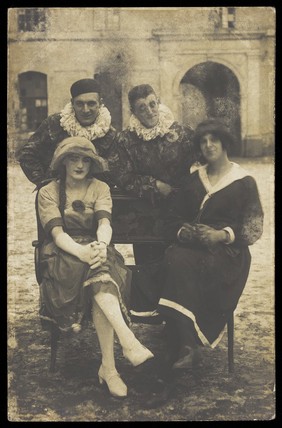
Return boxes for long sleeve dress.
[37,178,132,332]
[135,162,264,346]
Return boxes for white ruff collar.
[129,104,175,141]
[60,102,111,140]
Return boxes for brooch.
[72,200,85,212]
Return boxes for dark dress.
[134,163,264,347]
[37,178,132,332]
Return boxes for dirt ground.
[7,157,275,422]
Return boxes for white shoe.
[98,365,127,398]
[123,339,154,367]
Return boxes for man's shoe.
[143,380,173,408]
[173,345,203,370]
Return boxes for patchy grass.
[8,159,275,421]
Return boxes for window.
[94,9,120,30]
[18,8,46,32]
[220,7,236,29]
[18,72,48,131]
[106,9,120,30]
[35,99,47,107]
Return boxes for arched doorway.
[18,71,48,132]
[180,61,241,156]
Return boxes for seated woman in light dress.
[37,136,153,399]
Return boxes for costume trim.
[223,226,235,244]
[44,217,64,236]
[39,314,73,332]
[95,210,112,222]
[83,273,131,326]
[129,104,175,141]
[60,102,112,141]
[158,297,226,348]
[130,309,160,317]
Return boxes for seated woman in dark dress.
[144,118,264,406]
[37,136,153,399]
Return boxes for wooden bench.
[32,189,234,373]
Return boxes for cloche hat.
[50,136,108,174]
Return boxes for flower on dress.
[72,200,86,212]
[166,129,179,143]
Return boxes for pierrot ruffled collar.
[60,102,112,141]
[129,104,175,141]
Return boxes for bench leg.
[227,312,234,373]
[50,325,60,372]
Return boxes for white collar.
[60,102,111,141]
[129,104,175,141]
[198,162,250,209]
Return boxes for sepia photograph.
[7,6,275,421]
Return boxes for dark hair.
[193,119,236,154]
[58,168,67,219]
[128,84,156,111]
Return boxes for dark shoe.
[143,379,173,408]
[173,345,203,370]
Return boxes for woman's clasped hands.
[179,223,228,247]
[195,224,227,246]
[77,241,107,269]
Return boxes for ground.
[7,157,275,422]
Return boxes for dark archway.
[180,61,242,156]
[18,71,48,132]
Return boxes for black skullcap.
[70,79,101,98]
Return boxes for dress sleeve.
[38,184,63,236]
[108,133,158,199]
[93,181,112,222]
[234,176,264,246]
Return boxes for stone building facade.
[8,7,275,156]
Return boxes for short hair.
[193,118,236,154]
[128,84,156,111]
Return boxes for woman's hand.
[178,223,197,243]
[77,243,101,266]
[195,224,227,246]
[89,241,107,269]
[155,180,173,197]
